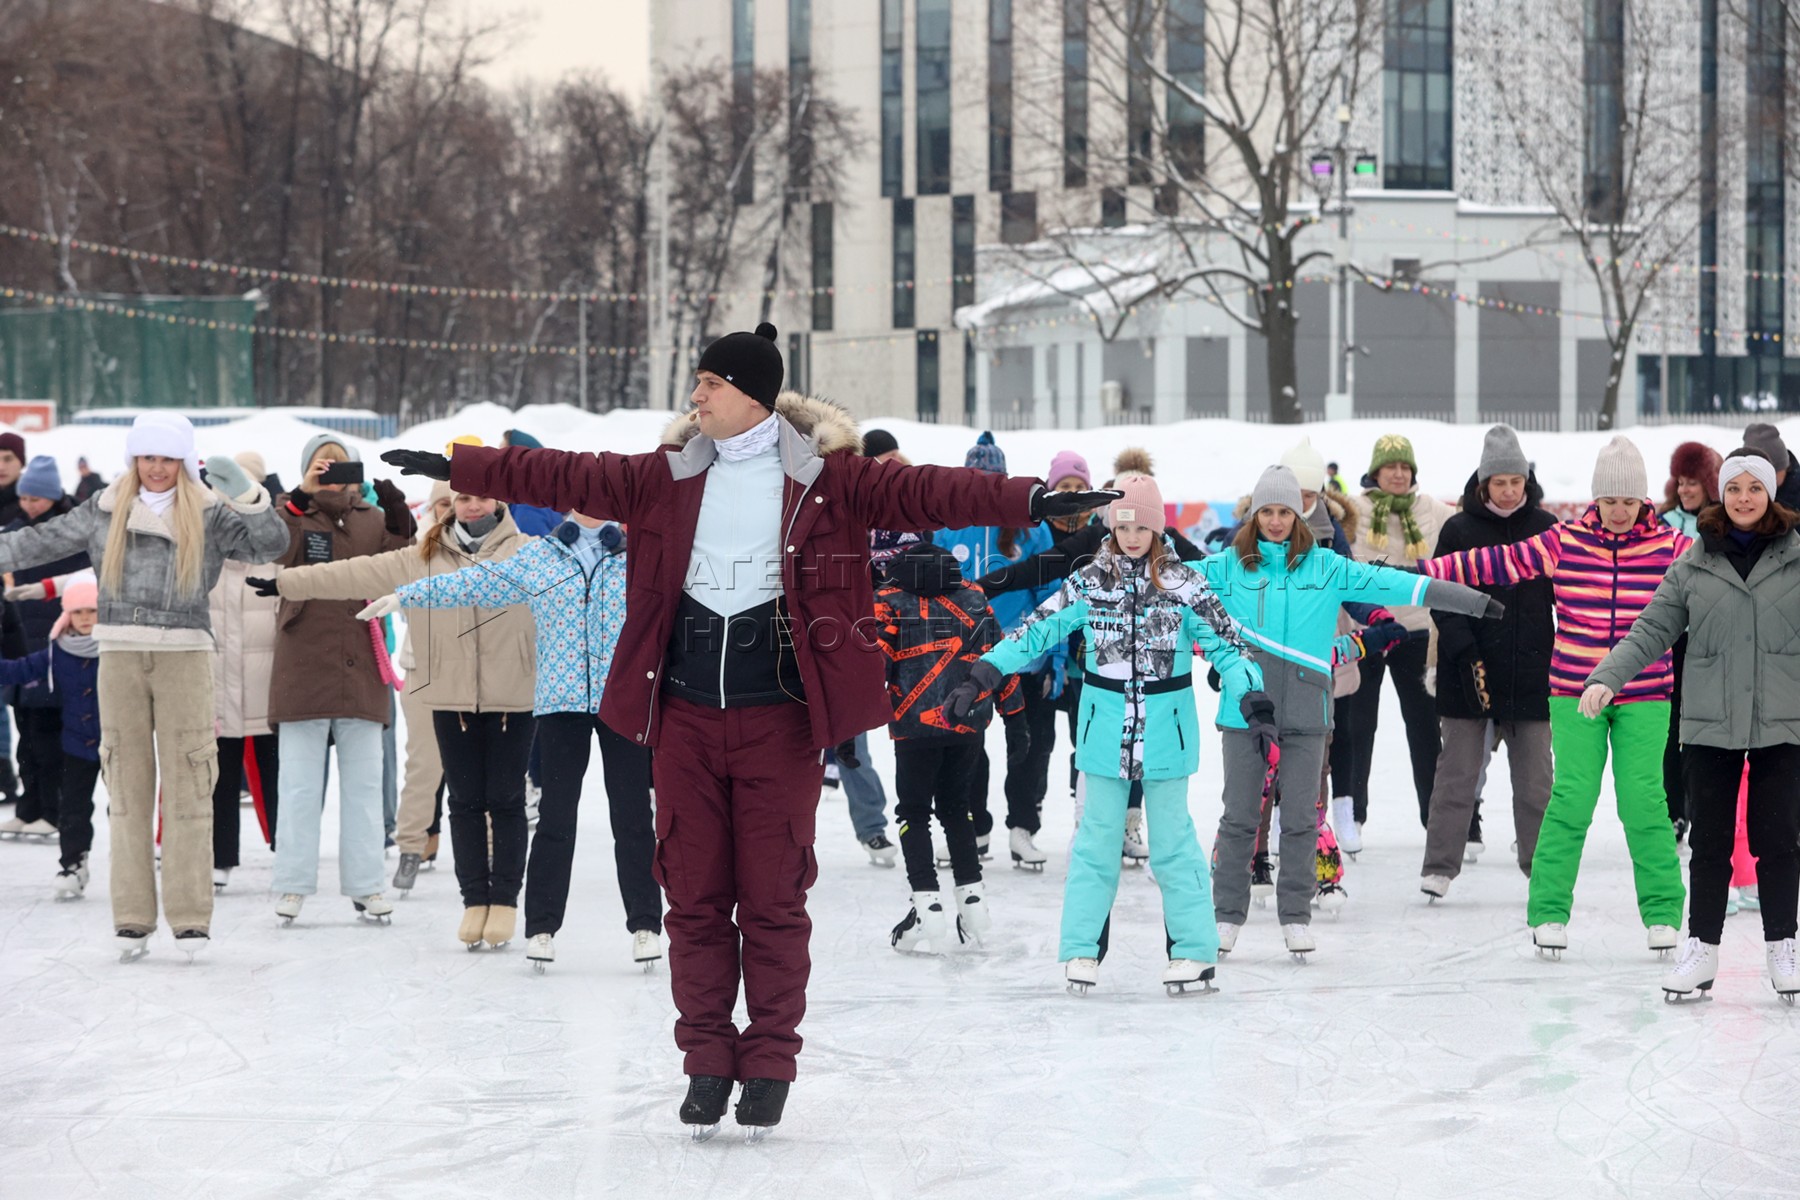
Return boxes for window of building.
[1101,187,1127,227]
[1154,182,1180,217]
[989,0,1013,192]
[811,201,834,331]
[1167,0,1206,179]
[882,0,904,198]
[1382,0,1453,191]
[1127,0,1154,185]
[789,0,812,190]
[1747,0,1785,350]
[788,333,807,394]
[964,333,978,419]
[1001,190,1037,244]
[733,0,756,206]
[952,195,976,310]
[918,0,953,194]
[917,332,941,420]
[1063,0,1088,188]
[893,198,916,328]
[1583,0,1624,221]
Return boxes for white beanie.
[124,412,202,482]
[1719,452,1779,499]
[1279,437,1327,494]
[1591,435,1648,501]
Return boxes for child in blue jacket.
[361,512,659,973]
[0,571,101,898]
[950,476,1262,995]
[1198,467,1497,958]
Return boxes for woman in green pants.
[1421,437,1687,958]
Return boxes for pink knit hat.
[1047,450,1091,489]
[50,569,98,639]
[1107,474,1165,530]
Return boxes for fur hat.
[1113,447,1154,478]
[1666,441,1724,506]
[124,412,202,482]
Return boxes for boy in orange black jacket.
[873,541,1022,951]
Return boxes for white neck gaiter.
[715,411,781,463]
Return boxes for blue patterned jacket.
[394,521,627,716]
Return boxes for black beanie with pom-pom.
[697,322,785,409]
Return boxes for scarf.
[1366,489,1430,559]
[452,511,500,554]
[140,486,177,517]
[716,411,781,463]
[1485,498,1525,519]
[58,633,100,659]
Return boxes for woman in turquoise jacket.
[948,476,1261,996]
[1201,466,1498,958]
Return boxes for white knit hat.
[124,412,203,482]
[1278,437,1327,493]
[1591,436,1648,501]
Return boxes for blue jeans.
[837,731,889,839]
[273,718,387,898]
[1061,774,1217,963]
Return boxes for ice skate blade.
[1535,946,1562,961]
[744,1126,775,1145]
[532,960,547,975]
[688,1123,720,1143]
[1011,858,1045,871]
[641,960,658,974]
[1289,952,1310,963]
[1066,980,1092,996]
[118,945,148,964]
[1777,990,1797,1006]
[1166,981,1218,997]
[279,917,296,928]
[485,940,510,951]
[1663,984,1713,1003]
[464,941,483,952]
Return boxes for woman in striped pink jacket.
[1420,437,1688,961]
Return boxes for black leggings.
[433,711,535,909]
[529,712,660,937]
[1341,634,1440,826]
[57,753,101,870]
[1684,742,1800,944]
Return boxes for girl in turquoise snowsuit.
[950,476,1261,992]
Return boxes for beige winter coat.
[273,505,536,713]
[210,558,281,738]
[1347,487,1455,634]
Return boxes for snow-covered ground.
[0,685,1794,1200]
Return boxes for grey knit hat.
[1591,436,1649,501]
[1744,422,1790,471]
[1477,424,1530,483]
[1250,464,1305,516]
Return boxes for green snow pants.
[1526,698,1686,929]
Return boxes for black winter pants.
[1002,667,1059,832]
[1342,634,1439,826]
[1684,742,1800,944]
[56,753,101,870]
[1664,638,1689,826]
[213,734,280,866]
[433,710,534,910]
[529,712,661,938]
[894,740,983,891]
[14,705,62,826]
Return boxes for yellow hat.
[445,434,484,457]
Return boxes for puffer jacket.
[1591,527,1800,749]
[394,520,627,716]
[1430,471,1559,722]
[1347,485,1454,633]
[933,519,1057,631]
[209,559,281,738]
[0,641,100,759]
[267,488,413,727]
[984,540,1262,781]
[0,477,287,637]
[874,542,1023,741]
[273,505,535,713]
[1198,539,1490,734]
[1,497,89,707]
[1422,503,1691,703]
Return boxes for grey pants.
[1422,717,1552,879]
[1214,730,1328,926]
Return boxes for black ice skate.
[735,1078,789,1144]
[680,1074,732,1142]
[1251,853,1274,906]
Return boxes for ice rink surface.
[2,692,1798,1200]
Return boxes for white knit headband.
[1719,454,1778,498]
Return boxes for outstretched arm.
[1421,526,1562,588]
[394,545,544,610]
[838,456,1041,536]
[0,504,98,576]
[983,580,1090,676]
[445,445,650,526]
[976,523,1102,597]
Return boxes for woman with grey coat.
[1584,447,1800,1005]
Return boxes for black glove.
[1030,487,1122,523]
[1206,665,1222,693]
[285,488,312,513]
[833,738,861,770]
[246,576,280,598]
[1240,690,1278,762]
[945,660,1003,722]
[380,449,452,481]
[1482,595,1507,620]
[372,478,417,537]
[1361,619,1409,656]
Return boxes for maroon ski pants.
[651,697,823,1082]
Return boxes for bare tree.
[999,0,1381,423]
[1480,0,1705,429]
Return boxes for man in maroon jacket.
[383,323,1115,1140]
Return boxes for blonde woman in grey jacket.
[0,414,288,962]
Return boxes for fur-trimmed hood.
[659,391,863,455]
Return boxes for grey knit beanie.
[1591,436,1649,500]
[1744,422,1790,471]
[1250,465,1305,516]
[1477,424,1530,483]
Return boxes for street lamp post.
[1311,89,1375,422]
